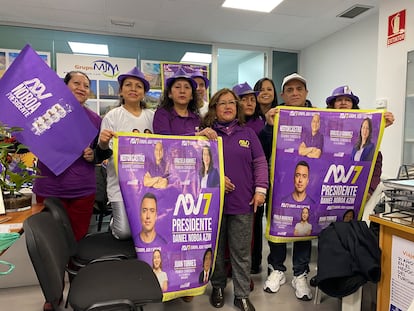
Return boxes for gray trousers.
[211,213,253,298]
[110,201,131,240]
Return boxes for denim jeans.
[267,240,312,276]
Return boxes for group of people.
[32,63,395,311]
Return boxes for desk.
[0,204,44,288]
[0,203,43,233]
[369,214,414,311]
[0,204,44,256]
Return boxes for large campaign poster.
[114,134,223,301]
[0,45,98,175]
[266,107,385,243]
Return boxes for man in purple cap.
[191,70,210,117]
[260,73,314,301]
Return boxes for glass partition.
[403,51,414,164]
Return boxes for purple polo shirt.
[245,117,265,137]
[301,130,324,151]
[153,108,201,135]
[33,107,101,198]
[214,122,268,215]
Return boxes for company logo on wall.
[92,60,120,78]
[387,9,406,46]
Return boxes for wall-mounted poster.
[56,54,136,116]
[0,48,50,78]
[141,60,162,89]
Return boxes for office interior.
[1,0,414,310]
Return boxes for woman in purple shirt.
[33,71,112,241]
[202,88,268,311]
[153,67,216,139]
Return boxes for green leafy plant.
[0,122,40,197]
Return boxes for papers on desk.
[0,223,23,233]
[383,179,414,191]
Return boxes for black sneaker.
[234,297,255,311]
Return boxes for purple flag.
[0,44,98,175]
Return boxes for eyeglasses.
[216,100,238,107]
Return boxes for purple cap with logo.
[326,85,359,107]
[232,82,259,97]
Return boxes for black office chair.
[94,164,112,232]
[43,197,136,271]
[24,212,163,311]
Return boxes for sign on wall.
[387,9,406,46]
[56,54,136,116]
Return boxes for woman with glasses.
[202,88,268,311]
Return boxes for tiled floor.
[0,216,343,310]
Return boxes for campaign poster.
[0,44,98,175]
[266,107,385,243]
[114,134,224,301]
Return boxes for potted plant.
[0,122,39,211]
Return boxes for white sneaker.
[292,272,312,301]
[263,270,286,293]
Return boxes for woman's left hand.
[197,127,218,140]
[250,192,266,213]
[83,147,94,162]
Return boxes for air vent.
[337,5,372,19]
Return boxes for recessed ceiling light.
[222,0,283,13]
[180,52,212,64]
[68,42,109,56]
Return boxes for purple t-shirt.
[33,107,101,198]
[281,193,316,209]
[301,130,324,151]
[214,122,268,215]
[245,117,265,137]
[153,108,201,135]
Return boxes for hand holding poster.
[266,107,385,242]
[114,133,223,301]
[0,44,98,175]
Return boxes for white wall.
[300,13,378,110]
[300,7,411,178]
[375,0,414,178]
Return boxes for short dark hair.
[141,192,157,209]
[63,71,90,85]
[295,160,310,172]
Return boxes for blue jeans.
[267,240,312,276]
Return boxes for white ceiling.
[0,0,379,51]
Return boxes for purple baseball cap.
[117,67,150,92]
[166,67,197,89]
[232,82,259,97]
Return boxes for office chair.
[43,197,136,271]
[94,164,112,232]
[24,212,163,311]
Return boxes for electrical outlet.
[376,98,388,109]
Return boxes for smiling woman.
[98,67,154,240]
